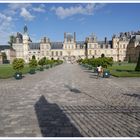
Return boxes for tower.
[23,24,29,63]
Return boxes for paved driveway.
[0,63,140,137]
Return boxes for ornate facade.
[3,26,139,63]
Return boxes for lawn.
[0,64,30,79]
[108,63,140,77]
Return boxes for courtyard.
[0,63,140,137]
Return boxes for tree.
[29,59,38,69]
[29,58,38,74]
[12,58,25,72]
[128,55,131,63]
[135,53,140,71]
[32,55,36,60]
[45,59,51,65]
[8,35,16,47]
[38,57,46,67]
[101,53,105,58]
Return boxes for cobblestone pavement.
[0,63,140,137]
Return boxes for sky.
[0,3,140,44]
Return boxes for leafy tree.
[45,59,50,65]
[12,58,25,72]
[81,57,113,68]
[77,59,83,64]
[101,53,105,58]
[8,35,16,47]
[49,59,54,67]
[135,53,140,71]
[32,55,36,60]
[29,59,38,69]
[128,55,131,63]
[38,57,46,67]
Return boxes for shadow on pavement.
[65,85,81,93]
[34,95,140,137]
[123,93,140,99]
[34,95,83,137]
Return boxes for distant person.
[97,65,103,79]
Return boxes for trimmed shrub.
[12,58,24,79]
[12,58,25,72]
[135,53,140,71]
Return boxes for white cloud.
[0,3,47,44]
[8,3,31,10]
[0,13,14,44]
[33,4,46,12]
[51,4,105,19]
[20,8,35,21]
[0,13,12,23]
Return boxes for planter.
[93,67,97,73]
[14,72,22,80]
[88,65,92,70]
[29,69,36,74]
[103,70,110,78]
[46,65,49,69]
[39,67,44,71]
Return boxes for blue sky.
[0,3,140,44]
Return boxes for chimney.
[64,32,66,42]
[105,37,107,44]
[64,32,66,39]
[74,32,76,42]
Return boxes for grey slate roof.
[29,43,40,49]
[51,42,63,49]
[77,41,85,45]
[0,45,10,51]
[29,42,63,50]
[98,41,111,45]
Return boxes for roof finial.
[24,24,28,34]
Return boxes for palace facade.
[0,25,140,63]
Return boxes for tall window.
[89,50,92,55]
[89,44,91,48]
[47,45,49,49]
[56,51,58,56]
[95,50,97,55]
[46,51,49,56]
[60,51,63,56]
[52,51,54,56]
[123,44,125,49]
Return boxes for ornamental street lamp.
[84,38,88,59]
[117,42,120,62]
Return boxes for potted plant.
[29,58,38,74]
[45,59,50,69]
[12,58,25,79]
[38,57,46,71]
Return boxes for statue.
[24,24,28,34]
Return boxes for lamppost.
[117,42,119,62]
[84,38,88,59]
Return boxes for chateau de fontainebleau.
[0,25,140,64]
